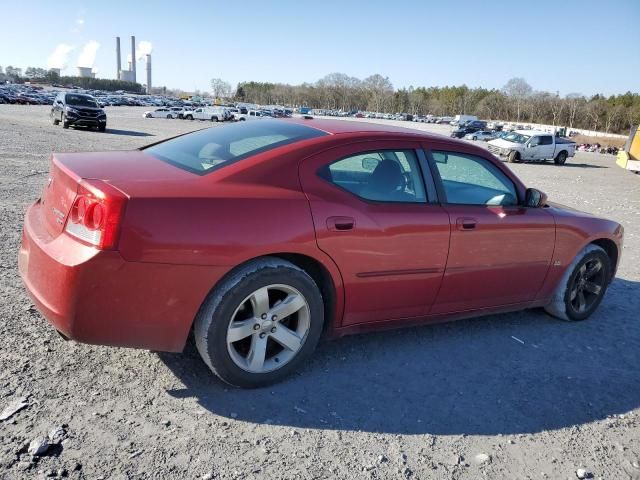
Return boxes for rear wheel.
[212,116,219,122]
[62,114,69,129]
[166,114,173,119]
[554,151,568,165]
[507,150,520,163]
[186,114,193,120]
[52,114,59,125]
[544,245,611,321]
[194,258,324,388]
[472,136,477,140]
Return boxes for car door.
[426,148,555,314]
[299,141,450,327]
[526,135,545,160]
[537,135,555,159]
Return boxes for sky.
[0,0,638,97]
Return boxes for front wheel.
[554,151,568,165]
[52,112,60,125]
[544,245,611,321]
[472,136,477,141]
[194,258,324,388]
[507,150,520,163]
[62,115,69,129]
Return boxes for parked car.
[450,114,478,126]
[18,119,622,388]
[488,130,577,165]
[235,109,267,121]
[51,92,107,131]
[144,108,176,119]
[464,130,497,141]
[450,125,481,138]
[185,106,230,122]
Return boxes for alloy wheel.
[226,284,311,373]
[568,258,605,314]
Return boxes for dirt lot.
[1,105,639,480]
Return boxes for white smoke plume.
[77,41,100,68]
[47,44,75,70]
[137,41,153,60]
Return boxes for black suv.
[450,120,487,138]
[51,93,107,131]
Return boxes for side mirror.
[362,157,381,171]
[525,188,547,208]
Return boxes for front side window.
[320,150,426,203]
[432,151,517,206]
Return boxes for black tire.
[507,150,520,163]
[554,151,568,165]
[472,136,477,140]
[186,115,193,120]
[544,244,611,321]
[52,112,60,125]
[98,124,106,132]
[213,116,219,122]
[62,115,69,129]
[194,257,324,388]
[239,118,245,121]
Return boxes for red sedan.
[19,119,623,387]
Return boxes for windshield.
[503,132,530,144]
[65,94,99,108]
[143,119,327,175]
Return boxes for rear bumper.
[19,201,228,352]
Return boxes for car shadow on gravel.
[103,128,154,137]
[159,277,640,436]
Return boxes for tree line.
[230,74,639,134]
[0,66,144,93]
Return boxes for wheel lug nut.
[271,315,278,321]
[270,327,276,333]
[261,314,267,320]
[253,324,260,331]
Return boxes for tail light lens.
[64,180,127,249]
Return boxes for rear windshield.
[143,120,327,175]
[66,94,99,108]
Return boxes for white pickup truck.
[234,110,268,121]
[487,130,577,165]
[183,106,231,122]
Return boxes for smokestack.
[131,36,136,83]
[116,37,121,79]
[146,54,152,94]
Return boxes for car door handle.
[327,216,355,231]
[456,217,477,231]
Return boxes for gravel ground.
[1,105,639,480]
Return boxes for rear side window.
[319,150,426,203]
[539,135,553,145]
[144,120,326,175]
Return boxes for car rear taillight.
[64,179,127,250]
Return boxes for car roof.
[514,129,550,136]
[282,117,439,139]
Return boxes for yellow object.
[617,125,640,172]
[630,125,640,160]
